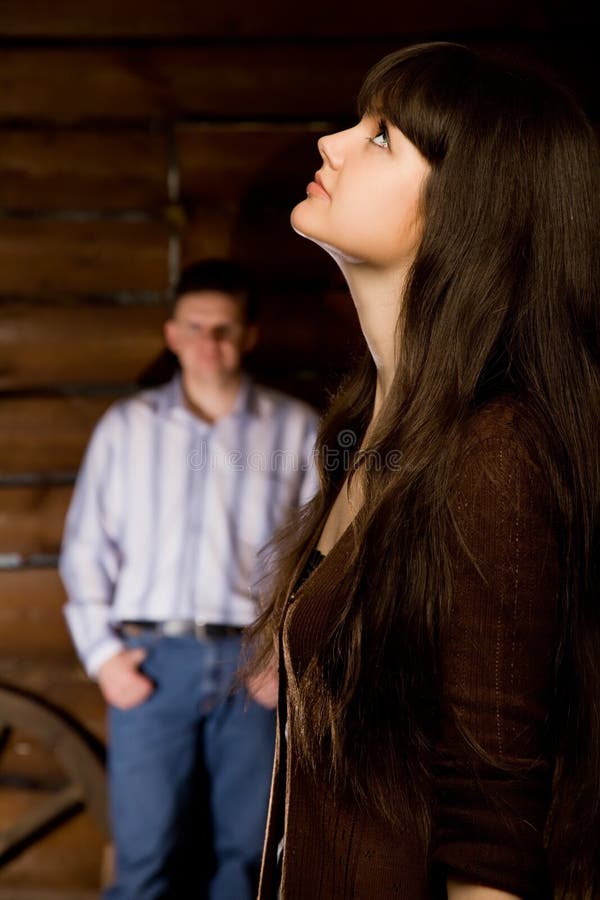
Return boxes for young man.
[60,260,318,899]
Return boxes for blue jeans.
[103,634,276,900]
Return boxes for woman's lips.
[306,180,331,200]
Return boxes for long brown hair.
[248,43,600,897]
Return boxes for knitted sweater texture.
[259,403,559,900]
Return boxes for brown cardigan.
[258,403,559,900]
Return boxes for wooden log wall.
[0,0,596,892]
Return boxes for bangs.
[357,42,478,164]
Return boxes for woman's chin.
[289,202,357,265]
[290,201,330,248]
[290,199,313,238]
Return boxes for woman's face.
[291,115,430,269]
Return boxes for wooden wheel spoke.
[0,782,85,865]
[0,684,107,876]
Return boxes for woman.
[247,42,600,899]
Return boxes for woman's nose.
[318,130,345,170]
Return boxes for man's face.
[164,291,257,384]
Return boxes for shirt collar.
[161,372,258,422]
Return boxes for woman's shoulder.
[459,396,546,490]
[466,395,526,438]
[451,398,556,551]
[464,396,537,454]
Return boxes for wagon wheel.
[0,683,108,868]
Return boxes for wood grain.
[181,205,340,286]
[0,45,389,123]
[177,124,335,277]
[177,123,325,206]
[1,727,69,787]
[1,42,594,125]
[0,286,359,391]
[0,395,117,474]
[0,574,105,744]
[0,130,168,211]
[0,569,73,659]
[0,303,168,389]
[0,221,169,294]
[0,788,104,892]
[0,485,71,555]
[0,0,563,38]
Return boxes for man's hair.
[172,259,258,323]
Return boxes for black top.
[293,549,325,593]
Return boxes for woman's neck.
[341,262,408,417]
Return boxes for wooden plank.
[0,685,107,832]
[250,284,362,406]
[1,727,69,788]
[181,206,340,285]
[247,286,363,407]
[0,573,119,741]
[0,286,354,392]
[178,124,330,206]
[0,395,116,474]
[0,44,390,123]
[0,485,71,556]
[0,570,74,659]
[0,42,595,125]
[0,569,68,612]
[0,303,168,390]
[0,0,564,38]
[0,130,168,211]
[0,221,169,293]
[0,657,106,743]
[255,287,361,357]
[0,789,104,891]
[0,287,359,379]
[179,208,235,263]
[0,783,86,862]
[0,889,100,900]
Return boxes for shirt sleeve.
[59,409,124,678]
[431,434,559,899]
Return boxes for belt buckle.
[161,619,192,638]
[194,621,209,640]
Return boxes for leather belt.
[117,620,245,640]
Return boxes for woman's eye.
[370,121,389,148]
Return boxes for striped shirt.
[60,374,319,677]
